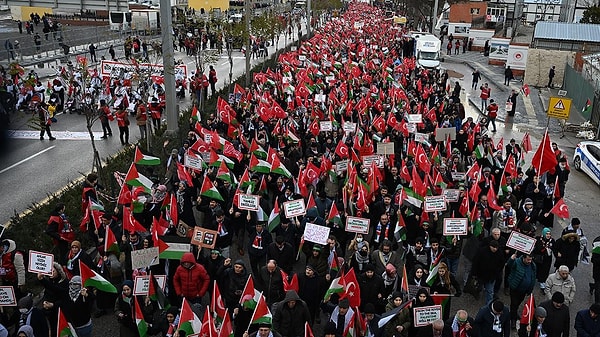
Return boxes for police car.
[573,141,600,185]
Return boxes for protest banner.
[0,286,16,306]
[190,227,219,249]
[283,199,307,218]
[376,142,395,155]
[335,160,348,174]
[184,152,204,170]
[362,155,384,168]
[435,127,456,141]
[413,305,443,327]
[451,172,466,181]
[133,275,167,295]
[424,196,447,212]
[343,122,357,133]
[28,250,54,276]
[507,231,537,254]
[442,189,461,202]
[407,123,417,133]
[320,121,333,131]
[238,194,260,211]
[345,216,370,234]
[303,223,330,245]
[407,114,423,124]
[131,247,160,270]
[443,218,469,236]
[414,132,428,144]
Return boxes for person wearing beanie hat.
[362,303,382,337]
[533,227,555,294]
[330,297,355,336]
[518,306,547,337]
[575,304,600,337]
[323,321,337,337]
[219,258,248,310]
[473,299,510,337]
[539,291,570,337]
[544,265,575,305]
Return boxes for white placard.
[131,247,160,270]
[442,189,461,202]
[299,55,307,61]
[184,152,204,170]
[362,154,384,168]
[343,122,357,133]
[303,223,330,245]
[407,114,423,124]
[326,75,335,83]
[283,199,307,218]
[376,142,395,155]
[414,132,428,144]
[506,231,537,254]
[435,127,457,142]
[407,123,417,133]
[451,172,466,181]
[133,275,167,295]
[424,196,447,212]
[320,121,333,131]
[443,218,469,236]
[28,250,54,276]
[345,217,370,234]
[315,94,326,103]
[0,286,16,306]
[335,160,348,174]
[413,305,443,327]
[238,194,260,211]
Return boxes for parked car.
[573,140,600,185]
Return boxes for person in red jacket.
[486,99,499,133]
[173,252,210,305]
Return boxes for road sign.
[547,96,572,119]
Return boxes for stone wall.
[524,49,576,87]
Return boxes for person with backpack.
[0,239,26,299]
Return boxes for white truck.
[414,33,442,69]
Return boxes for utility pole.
[306,0,312,37]
[160,0,178,135]
[245,0,251,88]
[431,0,439,33]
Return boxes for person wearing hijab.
[38,262,68,337]
[115,280,138,337]
[349,241,371,273]
[61,276,94,337]
[408,267,426,287]
[533,228,555,293]
[16,325,34,337]
[411,288,435,336]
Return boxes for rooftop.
[533,22,600,43]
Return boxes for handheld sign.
[362,155,384,168]
[407,114,423,124]
[414,132,428,144]
[0,286,16,306]
[184,152,204,170]
[335,160,349,175]
[133,275,167,295]
[451,172,466,181]
[190,227,219,249]
[283,199,307,218]
[376,142,395,155]
[28,250,54,276]
[343,122,357,133]
[442,189,461,202]
[131,247,160,270]
[424,196,447,212]
[238,194,260,211]
[303,223,330,245]
[443,218,469,236]
[413,305,443,327]
[506,231,537,254]
[320,121,333,131]
[345,216,370,234]
[435,127,456,141]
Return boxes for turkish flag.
[531,130,558,175]
[335,140,349,159]
[305,161,321,183]
[549,198,570,219]
[257,101,271,122]
[415,145,431,173]
[486,186,503,211]
[400,159,411,182]
[372,115,386,133]
[411,167,427,197]
[309,118,320,137]
[387,112,399,129]
[520,294,535,324]
[342,268,361,308]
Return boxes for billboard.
[506,45,529,70]
[489,38,511,61]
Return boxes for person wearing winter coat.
[358,263,385,314]
[518,306,548,337]
[60,276,95,337]
[442,310,476,337]
[217,258,248,310]
[533,228,555,292]
[411,288,435,336]
[272,290,311,337]
[430,262,462,320]
[507,253,537,328]
[574,304,600,337]
[544,266,576,305]
[539,293,570,337]
[471,240,506,304]
[383,291,411,337]
[257,260,284,306]
[16,325,34,337]
[473,300,510,337]
[115,280,138,337]
[17,294,49,337]
[554,230,581,271]
[173,252,210,305]
[298,264,326,324]
[38,262,69,337]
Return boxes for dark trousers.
[101,120,112,137]
[40,123,53,138]
[119,126,129,145]
[510,289,527,321]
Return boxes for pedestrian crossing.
[8,130,104,140]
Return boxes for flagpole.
[537,128,548,178]
[246,292,263,333]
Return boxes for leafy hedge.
[6,47,287,288]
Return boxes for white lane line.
[0,146,56,174]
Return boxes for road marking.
[0,146,56,174]
[8,130,104,140]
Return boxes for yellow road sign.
[547,96,572,119]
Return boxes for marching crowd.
[1,2,600,337]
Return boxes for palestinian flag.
[267,197,281,232]
[89,199,104,211]
[343,313,356,337]
[211,281,227,325]
[249,293,272,327]
[209,151,235,169]
[239,168,254,190]
[191,104,200,122]
[249,154,272,174]
[148,273,170,310]
[200,175,224,201]
[474,144,485,160]
[470,203,483,237]
[218,309,234,337]
[239,276,261,310]
[401,187,424,209]
[323,276,346,302]
[216,160,235,184]
[426,254,443,287]
[250,139,268,159]
[378,301,411,328]
[394,213,407,242]
[157,240,189,260]
[57,308,77,337]
[327,202,342,226]
[583,98,592,114]
[271,155,292,178]
[431,294,450,319]
[593,240,600,255]
[125,163,154,193]
[104,226,120,254]
[134,146,161,166]
[79,260,117,293]
[178,298,202,336]
[134,297,149,337]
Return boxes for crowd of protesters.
[1,2,599,337]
